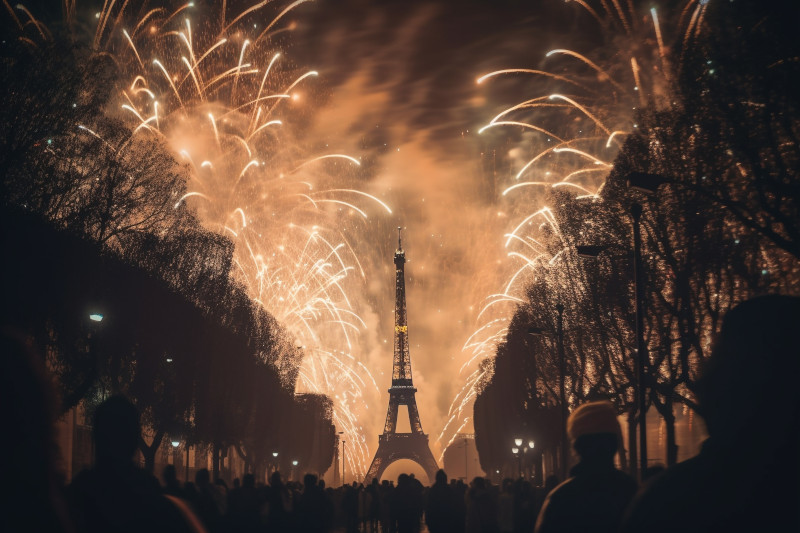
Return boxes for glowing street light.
[89,313,104,322]
[511,446,521,478]
[514,438,523,447]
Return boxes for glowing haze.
[87,0,672,479]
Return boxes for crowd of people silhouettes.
[2,294,798,532]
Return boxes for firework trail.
[94,0,391,477]
[437,0,698,454]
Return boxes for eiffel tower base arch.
[364,433,439,485]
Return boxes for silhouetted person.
[452,479,467,533]
[496,478,514,533]
[342,481,359,533]
[227,473,261,533]
[514,480,536,533]
[426,470,457,533]
[295,473,329,533]
[266,471,291,533]
[465,477,497,533]
[163,464,184,498]
[379,480,394,533]
[392,474,423,533]
[68,395,198,533]
[191,469,222,532]
[365,478,381,533]
[621,295,800,532]
[1,328,73,533]
[535,400,636,533]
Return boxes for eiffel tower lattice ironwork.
[364,228,439,484]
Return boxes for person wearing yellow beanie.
[534,400,637,533]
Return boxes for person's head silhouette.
[93,395,140,467]
[195,468,210,487]
[567,400,622,464]
[697,295,800,451]
[163,464,178,485]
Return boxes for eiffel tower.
[364,228,439,484]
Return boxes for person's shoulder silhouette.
[68,395,200,533]
[621,295,800,533]
[1,328,73,533]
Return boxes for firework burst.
[96,0,391,476]
[437,0,698,454]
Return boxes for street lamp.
[336,431,344,486]
[292,460,298,482]
[578,238,648,478]
[463,437,470,482]
[629,201,649,479]
[625,171,669,480]
[341,439,346,486]
[573,170,663,481]
[527,302,568,481]
[89,313,104,322]
[514,438,523,447]
[511,446,521,478]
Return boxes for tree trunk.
[212,442,220,481]
[664,403,678,466]
[627,410,638,478]
[235,444,251,474]
[139,429,164,473]
[618,437,629,472]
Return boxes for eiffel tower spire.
[364,229,438,483]
[392,227,413,388]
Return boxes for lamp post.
[578,236,648,478]
[527,440,536,483]
[624,172,673,479]
[512,446,521,478]
[185,444,191,483]
[464,437,469,482]
[554,303,566,480]
[341,439,346,486]
[630,202,648,479]
[272,451,278,478]
[292,460,298,482]
[336,431,344,486]
[170,438,180,471]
